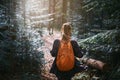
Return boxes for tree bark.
[62,0,67,24]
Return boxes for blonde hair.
[61,22,72,41]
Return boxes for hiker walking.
[50,22,85,80]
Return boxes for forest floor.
[40,28,61,80]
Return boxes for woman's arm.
[71,40,83,58]
[50,39,60,57]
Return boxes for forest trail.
[40,29,61,80]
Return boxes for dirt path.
[40,29,61,80]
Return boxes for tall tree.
[48,0,56,34]
[62,0,67,24]
[82,0,120,29]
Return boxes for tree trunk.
[48,0,55,34]
[62,0,67,24]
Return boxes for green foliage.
[72,71,91,80]
[0,4,43,79]
[79,30,119,45]
[78,30,120,69]
[0,24,43,80]
[76,30,120,80]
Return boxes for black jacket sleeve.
[50,39,60,57]
[71,40,83,58]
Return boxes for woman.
[50,23,85,80]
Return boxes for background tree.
[62,0,67,24]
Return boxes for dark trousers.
[57,76,71,80]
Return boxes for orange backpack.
[56,40,75,71]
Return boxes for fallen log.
[81,58,109,71]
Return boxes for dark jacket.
[50,39,84,79]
